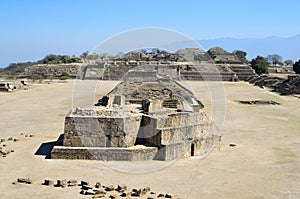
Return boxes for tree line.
[231,50,299,75]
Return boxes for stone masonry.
[51,66,218,161]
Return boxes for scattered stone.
[131,188,146,197]
[143,187,150,193]
[229,143,237,147]
[0,147,10,156]
[141,188,148,195]
[81,185,93,190]
[93,192,106,198]
[95,182,101,188]
[105,185,115,191]
[55,179,67,188]
[67,179,78,186]
[13,138,20,142]
[239,100,280,105]
[80,180,89,186]
[17,177,32,184]
[109,194,117,198]
[132,188,138,193]
[0,139,5,142]
[25,178,176,198]
[116,184,127,192]
[7,137,13,141]
[94,190,106,194]
[42,179,55,186]
[120,192,129,197]
[29,134,35,137]
[84,190,95,195]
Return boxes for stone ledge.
[51,145,158,161]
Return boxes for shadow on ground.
[34,134,64,159]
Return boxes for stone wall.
[63,112,142,148]
[51,146,158,161]
[154,142,191,161]
[25,63,81,78]
[136,111,209,148]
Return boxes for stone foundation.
[51,146,158,161]
[50,72,218,161]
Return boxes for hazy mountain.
[197,35,300,61]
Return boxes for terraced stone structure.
[51,67,216,161]
[0,81,27,92]
[79,48,256,81]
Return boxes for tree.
[80,51,89,58]
[293,60,300,74]
[265,54,282,66]
[151,48,160,56]
[284,60,294,66]
[250,56,270,74]
[233,50,248,63]
[43,58,49,64]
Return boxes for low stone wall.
[25,63,81,78]
[51,146,158,161]
[154,142,191,161]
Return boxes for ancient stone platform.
[51,63,219,161]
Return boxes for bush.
[293,60,300,74]
[250,56,269,74]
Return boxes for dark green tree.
[233,50,248,63]
[293,60,300,74]
[250,56,270,74]
[80,51,89,58]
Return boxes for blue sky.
[1,0,300,67]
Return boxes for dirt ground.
[0,80,299,199]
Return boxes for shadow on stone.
[34,134,64,159]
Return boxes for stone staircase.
[180,63,235,81]
[162,100,178,109]
[229,65,256,80]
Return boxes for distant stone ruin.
[1,47,257,81]
[24,63,81,79]
[246,75,300,95]
[268,66,295,74]
[0,82,16,92]
[80,48,256,81]
[51,66,216,161]
[0,80,28,92]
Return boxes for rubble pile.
[246,75,300,95]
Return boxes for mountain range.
[196,35,300,61]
